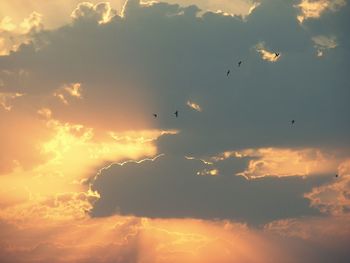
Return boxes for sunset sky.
[0,0,350,262]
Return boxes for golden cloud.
[295,0,346,23]
[187,100,202,112]
[209,147,341,179]
[255,42,281,62]
[304,159,350,215]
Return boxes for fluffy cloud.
[71,2,117,24]
[0,12,44,55]
[255,42,281,62]
[295,0,346,22]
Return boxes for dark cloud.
[90,154,331,224]
[0,0,348,153]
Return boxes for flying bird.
[275,53,280,58]
[153,114,158,118]
[227,70,230,77]
[335,174,339,178]
[291,119,295,126]
[238,61,242,67]
[174,110,178,118]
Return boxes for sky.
[0,0,350,262]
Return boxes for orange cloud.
[0,214,290,263]
[211,147,341,179]
[1,212,349,263]
[304,159,350,215]
[0,12,43,55]
[0,108,164,209]
[255,42,281,62]
[295,0,346,23]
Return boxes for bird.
[174,110,178,118]
[153,113,158,118]
[227,70,230,77]
[335,174,338,178]
[275,53,280,58]
[291,119,295,126]
[238,61,242,67]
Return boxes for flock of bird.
[152,53,287,122]
[150,53,339,178]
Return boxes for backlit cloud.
[255,42,281,62]
[90,153,329,224]
[187,100,202,112]
[295,0,347,23]
[236,147,341,179]
[305,159,350,215]
[71,2,117,24]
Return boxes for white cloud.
[312,35,337,57]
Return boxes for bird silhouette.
[227,70,230,77]
[238,61,242,67]
[174,110,178,118]
[291,119,295,126]
[153,114,158,118]
[275,53,280,58]
[335,174,338,178]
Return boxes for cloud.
[0,2,348,261]
[20,12,43,33]
[90,153,332,224]
[186,100,202,112]
[312,34,337,56]
[0,16,17,32]
[0,0,348,154]
[255,42,281,62]
[71,2,117,24]
[235,147,341,179]
[53,83,83,105]
[0,0,347,225]
[295,0,347,23]
[1,213,349,263]
[0,12,44,55]
[304,159,350,215]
